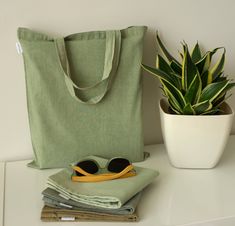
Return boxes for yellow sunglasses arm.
[72,166,94,176]
[71,165,135,182]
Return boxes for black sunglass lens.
[107,158,130,173]
[75,160,98,176]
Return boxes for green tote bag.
[17,26,147,169]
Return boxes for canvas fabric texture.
[17,26,147,169]
[47,156,159,209]
[41,205,138,222]
[42,187,141,215]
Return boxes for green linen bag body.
[18,26,147,169]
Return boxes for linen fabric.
[42,187,141,215]
[47,156,159,209]
[17,26,147,169]
[41,205,138,222]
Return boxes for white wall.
[1,0,235,161]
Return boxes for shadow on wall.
[142,27,163,145]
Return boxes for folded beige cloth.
[41,205,138,222]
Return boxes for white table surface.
[2,135,235,226]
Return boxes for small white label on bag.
[16,42,23,54]
[59,202,72,208]
[61,217,75,221]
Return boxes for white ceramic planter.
[159,98,234,169]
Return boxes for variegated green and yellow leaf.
[210,48,225,80]
[201,71,208,88]
[191,42,202,63]
[170,60,182,75]
[201,70,213,88]
[156,33,181,65]
[199,80,229,102]
[212,82,235,106]
[195,47,223,74]
[178,50,184,59]
[201,108,220,115]
[223,82,235,92]
[195,51,211,74]
[193,100,213,114]
[183,103,195,115]
[157,55,181,88]
[184,73,202,104]
[142,64,179,88]
[182,44,198,91]
[161,79,186,110]
[157,54,174,74]
[142,36,235,115]
[168,98,182,114]
[212,92,226,107]
[213,73,225,82]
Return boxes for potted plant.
[142,34,235,168]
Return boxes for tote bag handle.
[54,30,121,104]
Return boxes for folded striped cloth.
[42,187,141,215]
[47,156,159,209]
[41,205,139,222]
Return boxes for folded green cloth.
[47,156,159,209]
[42,187,141,215]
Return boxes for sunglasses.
[71,157,136,182]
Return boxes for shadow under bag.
[17,26,147,169]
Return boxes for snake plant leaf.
[212,92,226,107]
[142,35,235,115]
[195,47,223,74]
[201,108,220,115]
[212,83,235,107]
[178,50,184,59]
[170,72,182,79]
[157,54,174,74]
[156,33,181,65]
[213,73,225,82]
[201,70,213,88]
[215,82,235,96]
[213,82,235,104]
[207,71,213,84]
[170,60,182,75]
[159,86,166,95]
[211,47,223,54]
[195,51,211,74]
[161,78,186,111]
[142,64,179,88]
[199,80,229,102]
[191,42,202,63]
[210,48,225,80]
[184,73,202,104]
[193,100,213,114]
[223,82,235,92]
[168,98,182,114]
[215,93,232,108]
[183,103,196,115]
[182,45,198,91]
[157,55,182,89]
[201,71,208,88]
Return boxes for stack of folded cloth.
[41,156,159,222]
